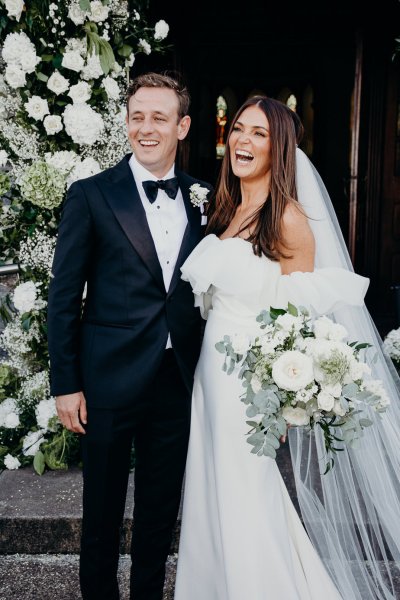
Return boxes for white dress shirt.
[129,153,188,348]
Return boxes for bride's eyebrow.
[235,120,268,131]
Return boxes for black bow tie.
[142,177,179,203]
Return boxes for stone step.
[0,445,298,555]
[0,555,399,600]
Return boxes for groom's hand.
[56,392,87,434]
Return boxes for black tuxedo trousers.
[47,155,212,600]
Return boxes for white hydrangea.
[348,358,371,381]
[67,157,102,187]
[362,379,390,409]
[275,313,303,334]
[44,150,79,174]
[102,75,120,100]
[24,96,49,121]
[65,37,87,57]
[314,315,348,342]
[81,53,103,80]
[321,382,342,398]
[154,20,169,41]
[90,0,109,22]
[63,103,104,145]
[0,397,20,428]
[4,0,25,21]
[383,327,400,363]
[5,65,26,89]
[138,39,151,55]
[0,150,9,167]
[4,454,21,470]
[13,281,45,313]
[47,70,70,95]
[282,406,310,426]
[61,50,85,73]
[43,115,63,135]
[22,430,45,456]
[2,32,39,72]
[67,1,88,25]
[35,397,58,431]
[68,81,92,104]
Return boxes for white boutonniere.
[189,183,209,224]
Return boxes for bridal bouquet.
[216,304,390,473]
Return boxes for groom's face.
[126,86,191,178]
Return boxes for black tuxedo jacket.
[47,154,211,409]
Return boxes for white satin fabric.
[174,234,368,600]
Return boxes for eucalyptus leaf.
[79,0,91,11]
[215,341,226,353]
[246,405,259,418]
[36,72,49,82]
[359,418,373,428]
[287,302,298,316]
[262,443,277,459]
[33,450,45,475]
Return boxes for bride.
[174,96,400,599]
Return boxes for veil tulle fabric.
[290,148,400,599]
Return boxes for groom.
[47,72,211,600]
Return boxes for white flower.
[5,411,20,428]
[3,32,37,67]
[322,382,342,398]
[314,315,348,341]
[333,399,346,417]
[282,406,310,426]
[362,379,390,408]
[47,70,70,95]
[43,115,63,135]
[102,75,120,100]
[272,350,314,392]
[0,150,9,167]
[4,454,21,470]
[22,430,45,456]
[5,0,24,21]
[138,39,151,55]
[35,398,58,431]
[67,1,88,25]
[348,358,371,381]
[5,65,26,88]
[24,96,49,121]
[20,51,40,74]
[13,281,38,313]
[111,61,123,77]
[260,336,278,355]
[189,183,209,210]
[67,157,101,187]
[295,388,314,402]
[61,51,84,73]
[68,81,92,104]
[45,150,79,174]
[63,103,104,145]
[275,313,303,333]
[154,19,169,40]
[81,53,103,80]
[317,390,335,411]
[65,37,87,57]
[383,327,400,363]
[90,0,109,22]
[230,333,252,355]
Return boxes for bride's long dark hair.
[206,96,304,260]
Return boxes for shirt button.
[167,260,170,264]
[166,230,168,234]
[157,205,160,209]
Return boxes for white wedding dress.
[174,233,369,600]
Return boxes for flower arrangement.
[383,327,400,373]
[216,304,390,473]
[0,0,169,472]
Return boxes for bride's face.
[229,105,271,182]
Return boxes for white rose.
[61,51,84,73]
[4,0,24,21]
[0,150,9,167]
[272,351,314,392]
[314,315,348,341]
[282,406,310,426]
[4,454,21,470]
[333,399,346,417]
[63,103,104,145]
[35,397,58,431]
[138,39,151,55]
[4,411,20,428]
[322,382,342,398]
[154,19,169,41]
[275,313,303,333]
[68,81,92,104]
[230,333,252,355]
[24,95,49,121]
[68,2,88,25]
[349,358,371,381]
[47,70,70,95]
[13,281,38,313]
[317,390,335,411]
[90,0,109,22]
[22,430,44,456]
[5,65,26,88]
[43,115,63,135]
[20,50,40,74]
[102,75,120,100]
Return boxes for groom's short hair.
[126,72,190,120]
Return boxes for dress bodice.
[180,234,369,325]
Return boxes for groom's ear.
[177,115,191,141]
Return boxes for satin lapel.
[168,171,203,296]
[102,156,164,291]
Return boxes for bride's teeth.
[236,149,254,162]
